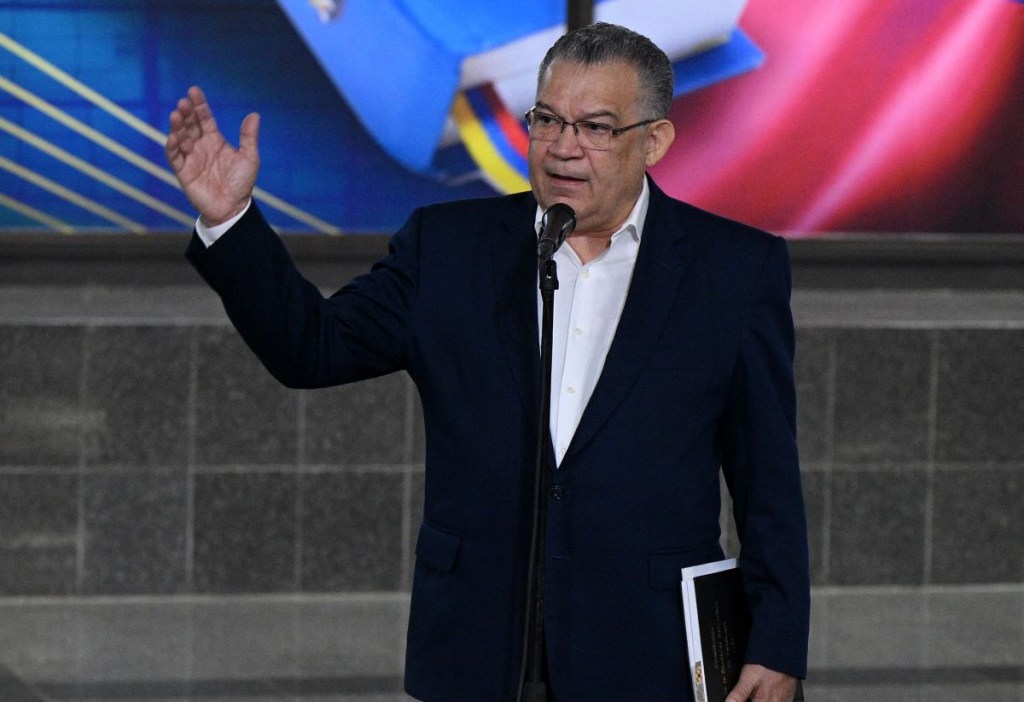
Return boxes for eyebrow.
[534,101,618,122]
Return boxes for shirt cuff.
[194,200,252,248]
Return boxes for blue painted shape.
[277,0,462,172]
[397,0,565,53]
[275,0,618,173]
[279,1,764,175]
[673,29,764,96]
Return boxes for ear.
[644,119,676,168]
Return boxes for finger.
[725,670,757,702]
[238,112,261,160]
[188,85,219,137]
[166,109,194,165]
[165,107,187,163]
[170,95,201,147]
[185,85,207,116]
[166,91,204,169]
[725,684,753,701]
[187,84,206,103]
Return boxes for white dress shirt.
[539,178,649,466]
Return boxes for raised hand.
[165,85,260,226]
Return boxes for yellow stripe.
[451,93,530,194]
[249,186,342,234]
[0,32,342,234]
[0,156,147,233]
[0,117,194,227]
[0,77,180,187]
[0,32,164,141]
[0,192,75,233]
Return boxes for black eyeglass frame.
[523,107,657,149]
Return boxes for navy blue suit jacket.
[187,177,810,702]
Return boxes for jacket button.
[550,485,563,501]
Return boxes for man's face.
[528,59,662,238]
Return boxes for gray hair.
[537,22,675,120]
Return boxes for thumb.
[725,669,756,702]
[239,112,261,160]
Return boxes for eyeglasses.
[524,107,656,151]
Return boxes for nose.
[550,121,583,156]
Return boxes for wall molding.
[2,232,1022,289]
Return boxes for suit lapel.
[561,180,697,466]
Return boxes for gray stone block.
[0,326,85,467]
[931,469,1024,583]
[194,472,297,592]
[829,469,927,585]
[81,472,188,594]
[301,471,404,591]
[406,469,425,591]
[0,473,77,595]
[795,328,833,464]
[718,474,739,557]
[935,329,1024,463]
[82,326,191,469]
[304,373,410,466]
[801,469,828,586]
[195,327,299,466]
[410,389,426,463]
[833,329,932,465]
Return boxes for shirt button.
[582,269,591,279]
[567,386,576,394]
[574,327,584,337]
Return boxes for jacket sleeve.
[185,201,420,388]
[718,235,810,679]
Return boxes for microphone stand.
[519,256,558,702]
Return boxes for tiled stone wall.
[797,323,1024,587]
[0,286,425,597]
[2,286,1022,595]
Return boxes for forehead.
[536,60,642,117]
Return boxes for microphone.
[537,203,576,262]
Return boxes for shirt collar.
[534,176,650,244]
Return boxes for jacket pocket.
[415,521,461,573]
[646,544,723,591]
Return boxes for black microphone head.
[543,202,576,241]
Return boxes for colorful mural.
[275,0,763,191]
[0,0,1021,235]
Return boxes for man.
[167,22,809,702]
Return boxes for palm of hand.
[183,132,258,224]
[166,86,259,226]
